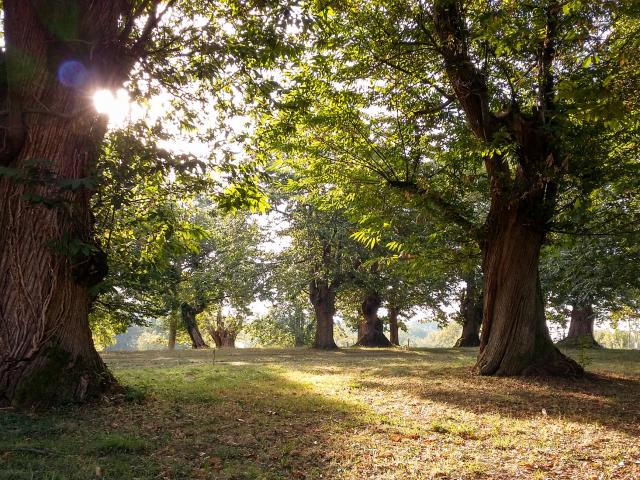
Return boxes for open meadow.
[1,347,639,480]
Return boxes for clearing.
[1,348,639,479]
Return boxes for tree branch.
[538,1,560,122]
[432,0,496,142]
[387,179,482,241]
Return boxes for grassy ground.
[1,347,639,480]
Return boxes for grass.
[1,347,639,479]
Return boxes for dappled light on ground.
[1,348,639,479]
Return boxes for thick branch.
[432,0,496,142]
[538,2,560,121]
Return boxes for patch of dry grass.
[1,347,639,479]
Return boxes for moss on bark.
[12,346,114,409]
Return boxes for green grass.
[1,347,639,479]
[92,434,149,454]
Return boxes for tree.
[454,270,483,348]
[0,0,298,406]
[91,124,212,350]
[248,295,316,347]
[383,259,459,347]
[260,0,640,376]
[560,304,599,348]
[272,195,362,349]
[303,206,357,349]
[356,290,392,347]
[173,210,265,348]
[203,309,240,348]
[542,233,640,348]
[387,306,402,346]
[199,213,265,348]
[0,1,172,407]
[596,305,640,349]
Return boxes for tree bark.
[168,313,178,350]
[180,304,208,349]
[557,303,601,348]
[0,1,141,407]
[388,306,401,346]
[433,0,582,377]
[357,321,366,341]
[206,310,237,348]
[209,328,237,348]
[455,275,482,347]
[310,279,338,349]
[474,207,582,376]
[356,292,392,347]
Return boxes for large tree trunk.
[388,306,401,346]
[180,304,208,349]
[474,207,582,376]
[356,292,392,347]
[432,0,581,377]
[455,275,482,347]
[0,1,137,407]
[557,303,601,348]
[310,280,338,349]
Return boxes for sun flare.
[93,88,131,125]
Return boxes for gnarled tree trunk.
[433,0,581,377]
[474,206,582,376]
[388,306,401,346]
[455,275,482,347]
[180,304,208,349]
[207,309,237,348]
[557,303,601,348]
[356,292,392,347]
[0,1,140,408]
[209,328,237,348]
[310,279,338,349]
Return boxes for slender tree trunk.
[455,275,482,347]
[292,304,308,347]
[388,306,401,346]
[356,292,392,347]
[310,280,338,349]
[0,2,137,407]
[168,313,178,350]
[474,207,582,376]
[557,303,601,348]
[180,304,208,349]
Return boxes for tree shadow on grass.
[0,363,368,480]
[356,363,640,438]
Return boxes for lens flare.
[57,60,88,89]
